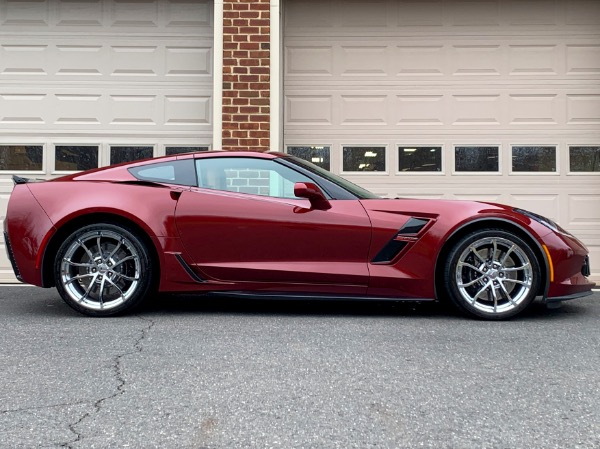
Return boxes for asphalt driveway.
[0,287,598,449]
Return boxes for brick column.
[222,0,270,151]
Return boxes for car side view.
[4,151,595,319]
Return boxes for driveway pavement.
[0,287,599,449]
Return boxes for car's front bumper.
[540,231,595,303]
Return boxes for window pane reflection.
[0,145,43,171]
[512,146,556,172]
[55,146,99,171]
[343,146,386,172]
[110,146,153,165]
[455,146,499,172]
[286,146,331,170]
[569,146,600,172]
[398,146,442,172]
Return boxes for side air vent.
[582,256,591,277]
[372,241,408,263]
[371,217,431,264]
[4,232,23,281]
[398,217,429,235]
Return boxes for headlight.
[513,208,572,236]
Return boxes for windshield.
[282,155,380,200]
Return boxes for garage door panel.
[0,0,213,282]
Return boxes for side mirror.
[294,182,331,210]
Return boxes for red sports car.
[4,151,595,319]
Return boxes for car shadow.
[134,293,588,321]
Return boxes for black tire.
[443,228,541,320]
[54,223,154,317]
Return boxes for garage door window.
[55,146,99,172]
[398,146,442,172]
[0,145,43,172]
[110,146,153,165]
[569,146,600,172]
[287,146,331,170]
[166,146,210,156]
[455,146,499,173]
[343,146,386,172]
[511,146,556,173]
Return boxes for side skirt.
[207,291,436,302]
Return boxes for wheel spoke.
[458,275,486,288]
[502,263,530,272]
[492,239,498,262]
[112,255,136,267]
[491,284,498,313]
[470,246,486,263]
[107,239,123,261]
[503,278,531,287]
[501,244,516,265]
[65,273,95,285]
[78,239,96,262]
[111,271,139,282]
[79,274,98,302]
[458,261,484,274]
[98,276,106,308]
[105,276,126,299]
[498,281,518,307]
[96,235,102,257]
[473,283,490,302]
[63,259,95,268]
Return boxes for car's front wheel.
[444,229,541,320]
[54,223,153,317]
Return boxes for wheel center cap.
[98,263,109,274]
[488,269,499,280]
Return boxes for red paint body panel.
[3,151,595,306]
[175,188,371,292]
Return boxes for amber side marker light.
[541,244,555,282]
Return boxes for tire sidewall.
[54,223,153,317]
[444,229,541,320]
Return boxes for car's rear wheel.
[444,229,541,320]
[54,223,153,316]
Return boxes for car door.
[174,156,372,293]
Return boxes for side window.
[128,159,196,186]
[195,157,315,199]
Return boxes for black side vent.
[582,256,590,277]
[4,232,22,281]
[372,240,408,263]
[398,217,429,235]
[371,217,431,264]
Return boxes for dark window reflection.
[0,145,43,171]
[569,146,600,172]
[398,146,442,172]
[166,146,209,156]
[55,146,99,171]
[110,146,153,165]
[512,146,556,172]
[455,146,499,172]
[343,146,386,172]
[287,146,331,170]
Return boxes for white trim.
[270,0,281,152]
[212,0,224,150]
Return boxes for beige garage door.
[0,0,213,282]
[284,0,600,282]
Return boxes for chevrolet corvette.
[4,151,595,319]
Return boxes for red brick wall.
[222,0,270,151]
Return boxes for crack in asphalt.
[0,400,90,416]
[60,315,156,449]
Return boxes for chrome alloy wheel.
[60,229,141,311]
[455,236,534,315]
